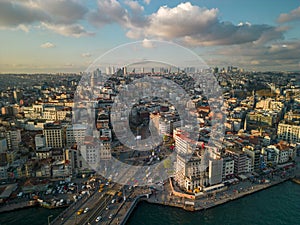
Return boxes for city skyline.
[1,0,300,73]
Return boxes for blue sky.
[1,0,300,73]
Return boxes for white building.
[6,129,21,150]
[263,142,296,165]
[66,124,87,147]
[209,159,223,185]
[175,152,208,191]
[277,121,300,143]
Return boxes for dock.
[0,200,38,213]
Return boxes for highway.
[80,193,112,225]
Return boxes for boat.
[291,177,300,185]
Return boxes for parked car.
[95,216,102,222]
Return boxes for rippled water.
[0,207,64,225]
[127,181,300,225]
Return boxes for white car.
[95,216,102,222]
[83,207,89,213]
[108,214,113,219]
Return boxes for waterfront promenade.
[117,158,300,225]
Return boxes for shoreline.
[120,176,297,225]
[0,200,69,214]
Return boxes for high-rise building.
[43,123,64,148]
[174,128,210,191]
[5,129,21,150]
[66,124,87,147]
[225,148,247,175]
[222,157,234,180]
[242,145,261,171]
[209,159,223,185]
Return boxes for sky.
[1,0,300,73]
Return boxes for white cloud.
[145,3,219,39]
[17,24,30,32]
[40,42,55,48]
[125,1,144,12]
[41,22,95,38]
[88,0,128,27]
[88,0,147,29]
[0,0,92,37]
[125,2,284,46]
[144,0,151,5]
[142,39,155,48]
[0,0,290,48]
[278,6,300,23]
[82,52,92,58]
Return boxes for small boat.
[291,177,300,185]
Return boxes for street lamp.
[48,215,53,225]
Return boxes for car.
[83,207,89,213]
[77,208,84,215]
[111,199,116,204]
[105,206,109,210]
[117,197,123,203]
[108,214,113,219]
[95,216,102,222]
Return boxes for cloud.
[40,42,55,48]
[278,6,300,23]
[81,52,92,58]
[0,0,92,37]
[208,40,300,70]
[41,22,94,38]
[144,0,151,5]
[142,38,155,48]
[17,24,30,32]
[88,0,128,27]
[0,0,49,27]
[37,0,88,24]
[125,1,144,13]
[146,3,219,39]
[124,2,283,46]
[88,0,147,29]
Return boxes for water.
[0,181,299,225]
[127,181,300,225]
[0,207,64,225]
